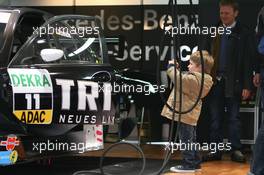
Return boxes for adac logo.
[0,135,19,151]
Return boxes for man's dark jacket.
[204,21,254,98]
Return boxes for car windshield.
[0,12,11,49]
[9,15,106,66]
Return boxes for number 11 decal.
[25,94,40,110]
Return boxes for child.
[161,50,214,173]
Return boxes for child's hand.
[169,60,175,64]
[168,60,179,68]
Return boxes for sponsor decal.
[83,124,104,149]
[0,135,19,151]
[0,135,19,165]
[0,151,18,165]
[8,69,53,124]
[56,78,114,124]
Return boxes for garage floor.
[0,156,250,175]
[0,144,250,175]
[0,157,175,175]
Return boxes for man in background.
[202,0,255,163]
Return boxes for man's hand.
[242,89,251,100]
[253,73,261,87]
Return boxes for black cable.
[99,142,146,175]
[139,0,145,70]
[152,0,180,174]
[72,142,146,175]
[73,0,76,14]
[156,2,204,113]
[159,0,204,115]
[153,0,205,174]
[152,1,176,173]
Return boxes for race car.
[0,8,158,164]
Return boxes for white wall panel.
[77,0,199,6]
[7,0,199,6]
[10,0,74,6]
